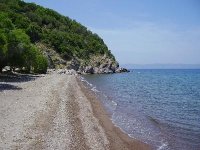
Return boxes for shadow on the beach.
[0,83,22,91]
[0,73,42,83]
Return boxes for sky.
[24,0,200,65]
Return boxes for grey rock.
[103,68,114,74]
[68,69,77,75]
[100,64,108,69]
[93,67,99,74]
[68,58,80,71]
[84,66,94,74]
[57,69,66,74]
[115,67,130,73]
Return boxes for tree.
[13,15,31,29]
[7,29,31,69]
[0,12,14,30]
[26,23,42,42]
[23,45,48,73]
[0,31,8,72]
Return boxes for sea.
[81,69,200,150]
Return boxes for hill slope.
[0,0,124,74]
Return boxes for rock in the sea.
[103,68,114,74]
[115,67,130,73]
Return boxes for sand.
[0,73,150,150]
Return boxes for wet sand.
[0,74,150,149]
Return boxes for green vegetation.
[0,0,116,73]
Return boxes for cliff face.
[37,43,127,74]
[73,55,119,74]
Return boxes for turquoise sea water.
[82,69,200,150]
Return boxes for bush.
[7,29,31,68]
[23,45,48,74]
[33,53,48,74]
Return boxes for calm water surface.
[82,69,200,150]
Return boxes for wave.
[80,76,118,111]
[112,100,117,106]
[79,76,93,87]
[148,115,161,126]
[91,86,100,92]
[157,142,169,150]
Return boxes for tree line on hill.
[0,0,115,73]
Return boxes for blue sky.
[25,0,200,65]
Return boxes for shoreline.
[76,76,151,150]
[0,73,150,149]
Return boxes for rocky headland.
[0,0,129,74]
[38,43,129,74]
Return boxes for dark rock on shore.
[79,66,129,74]
[84,66,94,74]
[115,67,130,73]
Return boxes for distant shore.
[0,73,150,149]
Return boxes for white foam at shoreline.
[112,100,117,106]
[157,142,169,150]
[111,116,169,150]
[79,76,93,87]
[91,86,100,92]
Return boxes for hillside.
[0,0,126,74]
